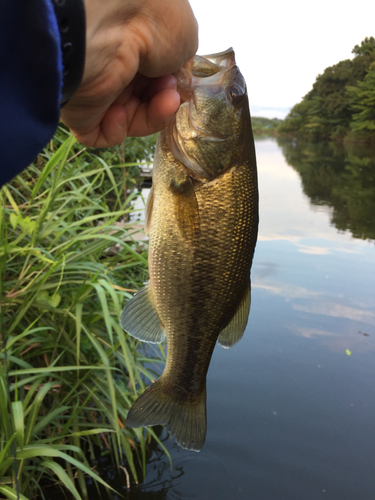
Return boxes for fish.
[120,48,258,452]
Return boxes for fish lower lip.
[188,119,230,141]
[198,135,228,142]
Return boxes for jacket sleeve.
[0,0,63,187]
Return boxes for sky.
[188,0,375,119]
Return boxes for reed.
[0,129,166,500]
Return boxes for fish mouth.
[165,48,245,180]
[174,48,237,104]
[201,47,236,66]
[173,49,242,142]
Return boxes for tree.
[347,62,375,136]
[278,38,375,142]
[352,36,375,59]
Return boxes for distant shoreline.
[251,116,282,136]
[250,105,291,121]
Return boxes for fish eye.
[228,85,244,104]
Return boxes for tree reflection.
[278,139,375,241]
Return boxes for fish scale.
[120,48,258,451]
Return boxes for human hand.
[60,0,198,148]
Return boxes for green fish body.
[121,48,258,451]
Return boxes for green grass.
[0,129,166,499]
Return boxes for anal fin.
[217,281,251,349]
[120,283,165,343]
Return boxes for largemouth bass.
[121,48,258,451]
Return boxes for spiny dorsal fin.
[120,283,165,343]
[169,175,200,240]
[217,281,251,349]
[144,185,154,236]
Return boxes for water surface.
[112,137,375,499]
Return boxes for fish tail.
[126,378,207,452]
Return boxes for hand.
[60,0,198,148]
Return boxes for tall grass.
[0,129,166,499]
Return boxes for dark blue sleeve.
[0,0,63,187]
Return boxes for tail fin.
[126,379,206,452]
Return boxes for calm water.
[106,137,375,499]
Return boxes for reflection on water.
[102,138,375,499]
[278,138,375,240]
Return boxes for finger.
[72,103,128,148]
[127,74,177,102]
[148,75,177,99]
[126,88,180,137]
[70,84,180,147]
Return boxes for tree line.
[278,37,375,143]
[251,117,282,135]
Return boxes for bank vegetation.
[0,129,165,499]
[278,37,375,144]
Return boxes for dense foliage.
[278,37,375,143]
[0,130,166,500]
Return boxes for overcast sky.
[188,0,375,118]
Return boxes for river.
[104,137,375,499]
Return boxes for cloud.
[288,324,374,353]
[253,282,375,327]
[252,282,326,300]
[297,245,330,255]
[289,326,338,339]
[293,302,375,327]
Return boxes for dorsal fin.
[217,281,251,349]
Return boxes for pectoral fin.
[217,281,251,349]
[169,174,200,240]
[120,282,165,343]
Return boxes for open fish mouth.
[166,48,247,180]
[174,48,239,103]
